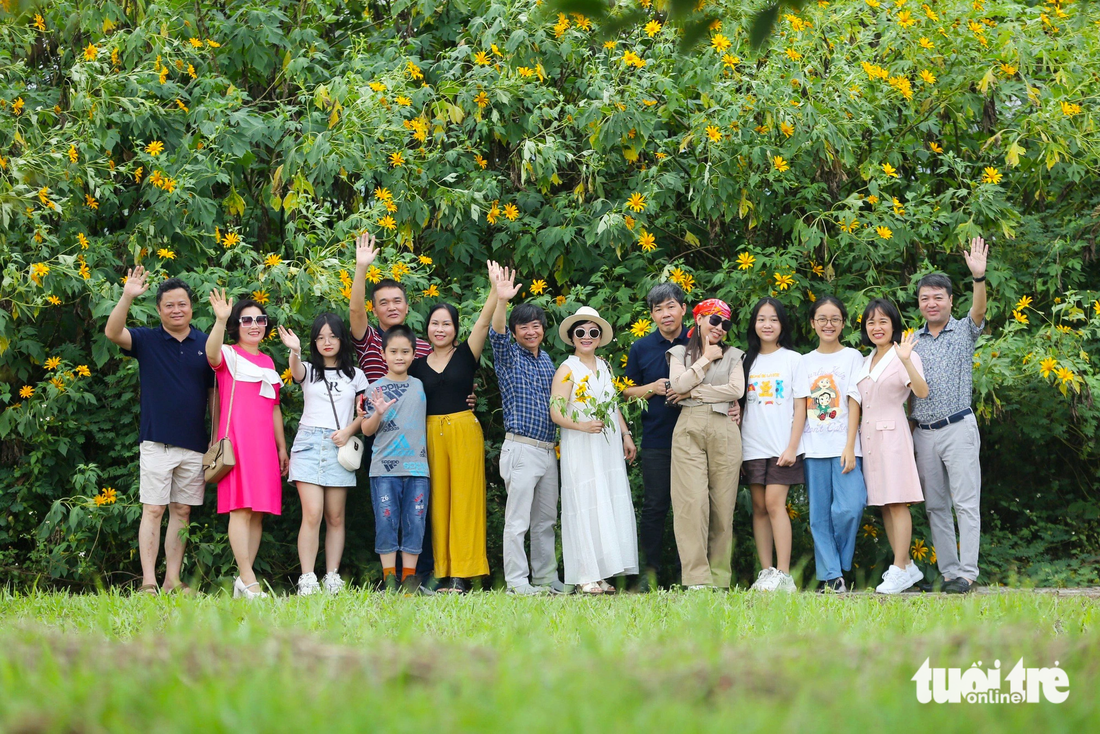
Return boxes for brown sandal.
[135,584,159,595]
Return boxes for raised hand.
[122,265,149,300]
[895,329,918,361]
[963,236,988,279]
[369,387,397,415]
[355,232,378,269]
[493,265,523,301]
[277,325,301,352]
[208,289,234,322]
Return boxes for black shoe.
[634,568,658,593]
[402,575,435,596]
[450,577,469,594]
[419,574,441,593]
[381,574,399,593]
[818,577,847,593]
[943,577,973,594]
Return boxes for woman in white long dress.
[550,306,639,595]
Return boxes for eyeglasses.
[238,315,268,326]
[708,314,732,331]
[813,317,845,326]
[572,327,602,339]
[315,334,338,343]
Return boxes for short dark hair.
[227,299,274,341]
[646,283,686,310]
[916,273,953,298]
[155,277,194,307]
[371,279,407,300]
[809,294,849,324]
[860,298,903,347]
[508,303,548,334]
[381,323,416,350]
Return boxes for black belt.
[917,408,973,431]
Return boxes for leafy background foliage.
[1,0,1098,589]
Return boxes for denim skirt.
[288,425,358,487]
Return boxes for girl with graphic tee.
[792,296,867,593]
[279,314,369,596]
[740,297,803,592]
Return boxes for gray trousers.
[499,439,561,588]
[913,414,982,581]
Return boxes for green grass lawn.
[0,590,1096,732]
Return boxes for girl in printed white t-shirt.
[278,313,369,596]
[792,296,867,594]
[740,298,804,592]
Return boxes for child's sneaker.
[380,575,399,593]
[772,571,797,592]
[401,575,434,596]
[322,571,345,595]
[297,572,320,596]
[750,567,777,591]
[819,577,847,594]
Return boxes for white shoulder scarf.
[222,345,282,399]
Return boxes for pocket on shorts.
[875,421,896,431]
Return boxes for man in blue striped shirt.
[488,265,564,595]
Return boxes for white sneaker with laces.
[322,571,345,595]
[905,562,924,587]
[750,567,777,591]
[297,572,320,596]
[875,565,914,594]
[772,571,797,592]
[507,583,545,596]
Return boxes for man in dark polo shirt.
[622,284,691,589]
[911,237,989,594]
[105,266,215,594]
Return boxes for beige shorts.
[139,441,206,506]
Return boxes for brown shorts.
[742,456,805,486]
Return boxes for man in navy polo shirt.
[105,266,215,594]
[623,283,690,589]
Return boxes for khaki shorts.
[139,442,206,506]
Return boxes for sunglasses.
[708,314,732,331]
[238,315,269,326]
[572,327,602,339]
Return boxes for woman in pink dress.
[856,299,929,595]
[207,290,288,599]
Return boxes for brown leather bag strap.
[212,346,238,440]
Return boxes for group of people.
[105,232,989,598]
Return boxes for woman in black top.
[408,262,498,592]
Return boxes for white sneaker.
[750,567,777,591]
[687,584,714,591]
[322,571,345,595]
[507,583,545,596]
[905,562,924,587]
[535,578,568,595]
[875,565,915,594]
[297,572,320,596]
[772,571,797,592]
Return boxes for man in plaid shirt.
[488,265,565,595]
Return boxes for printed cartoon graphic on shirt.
[809,374,841,424]
[746,370,786,407]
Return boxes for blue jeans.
[370,476,430,554]
[805,457,867,581]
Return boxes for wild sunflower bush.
[1,0,1098,588]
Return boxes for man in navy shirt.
[624,283,742,589]
[105,266,215,594]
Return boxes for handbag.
[325,372,365,471]
[203,348,238,482]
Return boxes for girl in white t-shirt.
[278,313,369,596]
[740,297,803,592]
[792,296,867,593]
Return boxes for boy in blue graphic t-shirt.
[359,324,431,595]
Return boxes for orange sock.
[402,567,416,581]
[383,567,396,579]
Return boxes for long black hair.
[742,297,795,396]
[307,312,356,382]
[685,313,730,364]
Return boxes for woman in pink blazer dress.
[856,299,929,595]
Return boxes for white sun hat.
[558,306,614,347]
